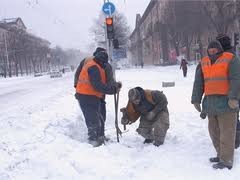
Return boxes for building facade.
[129,0,239,66]
[0,17,50,77]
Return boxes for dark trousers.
[78,94,105,141]
[100,98,106,136]
[182,69,187,77]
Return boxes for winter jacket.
[191,53,240,116]
[74,58,87,88]
[74,56,117,100]
[75,58,117,100]
[123,87,168,123]
[74,57,116,92]
[201,52,234,95]
[76,59,107,98]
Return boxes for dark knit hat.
[216,34,232,51]
[207,40,223,52]
[94,51,108,63]
[93,47,106,56]
[128,88,140,102]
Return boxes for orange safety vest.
[201,52,233,95]
[76,59,106,98]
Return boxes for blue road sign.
[113,47,127,60]
[102,2,115,15]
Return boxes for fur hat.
[128,88,140,102]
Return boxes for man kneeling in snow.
[120,87,169,146]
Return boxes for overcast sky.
[0,0,150,52]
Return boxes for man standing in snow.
[120,87,169,146]
[74,48,116,143]
[216,34,240,149]
[191,40,240,169]
[75,49,122,147]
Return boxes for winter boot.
[143,139,153,144]
[212,162,232,170]
[103,136,110,142]
[209,157,220,163]
[88,137,104,147]
[153,140,163,147]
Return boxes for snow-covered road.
[0,66,239,180]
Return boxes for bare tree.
[90,11,131,47]
[201,0,240,34]
[164,0,210,60]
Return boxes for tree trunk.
[29,58,32,74]
[9,58,12,77]
[19,55,23,76]
[14,54,19,77]
[32,59,36,73]
[3,56,7,78]
[40,57,43,73]
[24,55,28,75]
[186,45,191,61]
[161,24,169,64]
[174,41,180,56]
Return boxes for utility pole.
[102,0,115,78]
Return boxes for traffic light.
[234,33,239,50]
[106,17,114,39]
[113,39,119,49]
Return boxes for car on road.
[34,72,43,77]
[50,70,62,78]
[63,67,71,72]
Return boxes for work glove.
[228,99,239,109]
[114,81,122,93]
[121,117,129,125]
[200,112,207,119]
[144,111,156,120]
[120,108,129,125]
[193,103,201,112]
[117,81,122,88]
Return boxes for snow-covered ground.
[0,65,239,180]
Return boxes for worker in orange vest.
[192,40,240,170]
[74,47,115,143]
[75,50,121,147]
